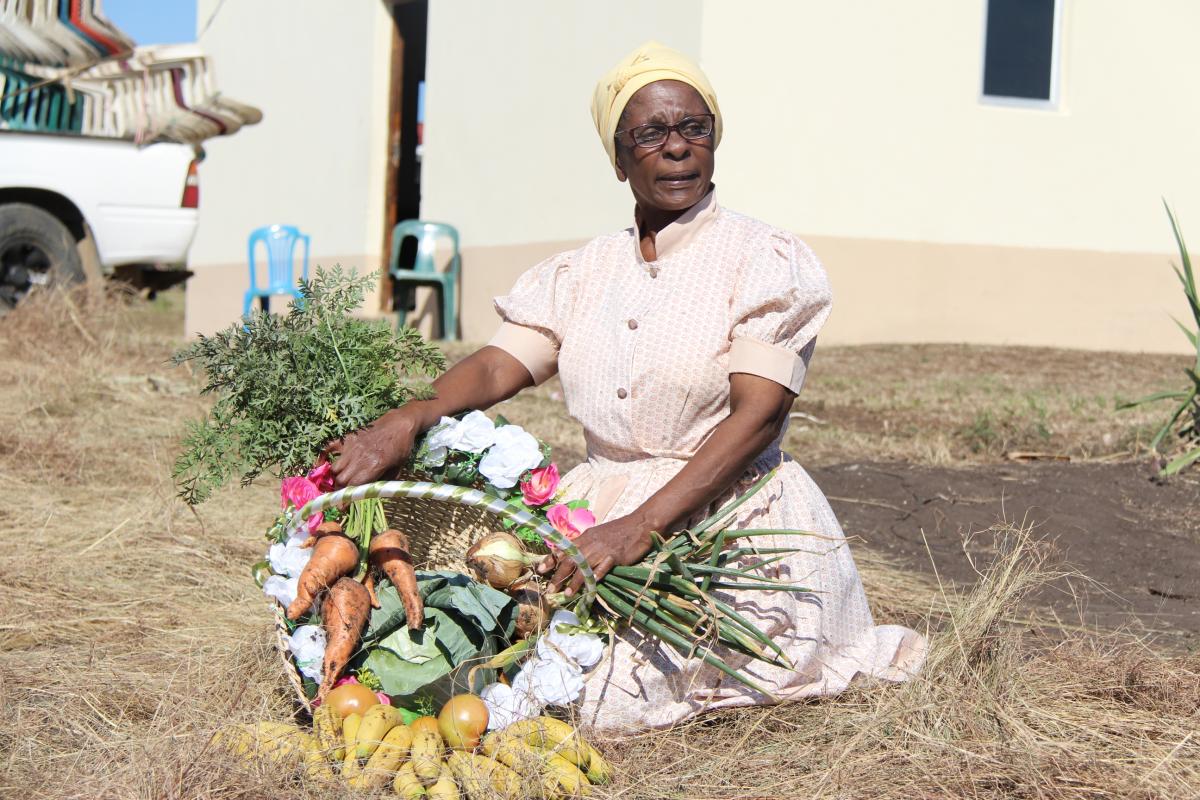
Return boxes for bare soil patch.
[814,461,1200,650]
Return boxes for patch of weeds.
[959,410,1001,454]
[956,399,1053,455]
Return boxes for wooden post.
[380,10,405,311]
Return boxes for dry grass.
[1,290,1197,799]
[605,532,1200,799]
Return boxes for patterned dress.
[488,190,926,731]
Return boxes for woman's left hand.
[537,514,655,596]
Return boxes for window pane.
[983,0,1056,101]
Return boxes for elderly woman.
[331,42,925,730]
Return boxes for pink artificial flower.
[546,503,595,542]
[281,475,324,532]
[307,460,335,492]
[520,464,560,507]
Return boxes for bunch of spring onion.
[467,470,812,696]
[592,470,811,695]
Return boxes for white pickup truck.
[0,130,200,309]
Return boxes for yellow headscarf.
[590,41,722,170]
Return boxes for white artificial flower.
[478,425,543,489]
[288,624,326,682]
[480,681,541,730]
[423,411,500,467]
[268,536,311,578]
[421,417,458,466]
[452,410,500,452]
[538,610,604,669]
[513,654,585,707]
[263,575,299,608]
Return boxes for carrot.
[300,520,344,548]
[369,529,424,630]
[286,533,359,621]
[364,570,381,609]
[318,577,372,698]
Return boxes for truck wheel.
[0,203,85,312]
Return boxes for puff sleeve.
[727,231,832,394]
[487,250,578,385]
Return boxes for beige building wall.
[701,0,1199,352]
[186,0,394,337]
[423,0,1199,352]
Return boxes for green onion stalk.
[579,469,816,697]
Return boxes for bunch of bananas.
[215,711,612,799]
[210,720,334,783]
[476,717,612,799]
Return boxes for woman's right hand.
[325,344,538,489]
[326,407,424,489]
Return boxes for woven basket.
[270,479,597,711]
[381,492,501,571]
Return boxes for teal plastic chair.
[0,56,83,133]
[389,220,460,340]
[244,225,310,316]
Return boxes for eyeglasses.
[616,114,715,149]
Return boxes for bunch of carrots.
[288,521,425,698]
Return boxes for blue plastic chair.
[389,220,460,340]
[244,225,310,316]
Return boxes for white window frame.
[979,0,1064,110]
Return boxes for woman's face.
[614,80,715,215]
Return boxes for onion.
[511,585,550,640]
[323,682,379,718]
[465,532,537,590]
[438,694,489,750]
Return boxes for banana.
[342,711,363,752]
[312,704,344,761]
[347,723,413,790]
[353,704,403,760]
[583,743,612,785]
[215,721,332,782]
[506,717,589,768]
[341,711,367,777]
[296,730,336,783]
[543,752,591,797]
[447,751,523,800]
[480,731,545,778]
[425,763,461,800]
[392,762,427,799]
[222,721,302,762]
[410,728,445,785]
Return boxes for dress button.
[616,388,628,399]
[648,267,659,278]
[627,319,638,330]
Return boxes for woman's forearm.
[328,345,538,487]
[399,345,537,429]
[634,374,793,534]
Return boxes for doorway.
[380,0,428,312]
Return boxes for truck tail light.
[181,160,200,208]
